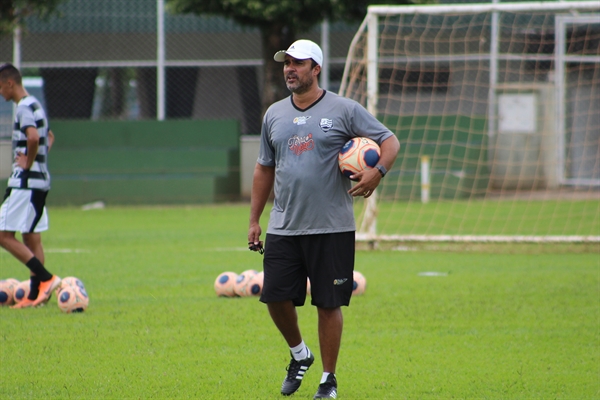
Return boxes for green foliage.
[0,0,65,37]
[166,0,422,115]
[165,0,428,115]
[167,0,414,31]
[0,205,598,398]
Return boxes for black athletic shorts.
[260,232,355,308]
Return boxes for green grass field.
[360,199,600,236]
[0,204,598,399]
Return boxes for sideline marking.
[212,247,249,252]
[418,271,448,277]
[46,249,89,254]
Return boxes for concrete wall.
[0,141,11,179]
[240,136,261,200]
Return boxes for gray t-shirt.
[258,91,394,236]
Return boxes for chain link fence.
[0,0,358,138]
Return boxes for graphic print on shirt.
[320,118,333,132]
[288,133,315,156]
[293,116,311,125]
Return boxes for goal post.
[340,1,600,245]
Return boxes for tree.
[167,0,416,115]
[0,0,65,37]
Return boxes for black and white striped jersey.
[8,95,51,191]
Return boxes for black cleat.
[281,350,315,396]
[314,374,337,399]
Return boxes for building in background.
[0,0,358,137]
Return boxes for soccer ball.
[60,276,86,291]
[244,271,264,296]
[10,279,54,306]
[234,269,258,297]
[13,280,31,304]
[0,278,20,306]
[214,272,238,297]
[57,276,87,301]
[338,137,381,181]
[57,284,89,313]
[352,271,367,296]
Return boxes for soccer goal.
[340,1,600,245]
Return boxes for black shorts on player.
[260,232,355,308]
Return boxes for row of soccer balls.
[214,270,367,298]
[214,270,264,297]
[0,277,89,313]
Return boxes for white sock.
[290,341,309,361]
[321,372,334,384]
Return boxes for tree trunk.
[260,24,295,116]
[136,67,156,119]
[166,67,199,118]
[236,66,262,135]
[101,68,125,118]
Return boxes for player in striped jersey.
[0,63,61,308]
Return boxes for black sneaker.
[314,374,337,399]
[281,350,315,396]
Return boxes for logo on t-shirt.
[288,134,315,155]
[293,116,311,125]
[320,118,333,132]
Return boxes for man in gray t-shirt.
[248,39,400,399]
[258,90,393,236]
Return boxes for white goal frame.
[341,1,600,245]
[555,14,600,187]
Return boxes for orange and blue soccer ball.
[214,272,238,297]
[352,271,367,296]
[13,280,31,304]
[338,137,381,181]
[234,269,258,297]
[60,276,86,291]
[244,271,264,297]
[0,278,20,306]
[57,280,89,313]
[12,279,53,306]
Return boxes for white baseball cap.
[274,39,323,66]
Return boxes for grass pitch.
[0,204,598,399]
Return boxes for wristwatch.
[375,164,387,177]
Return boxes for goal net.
[340,1,600,245]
